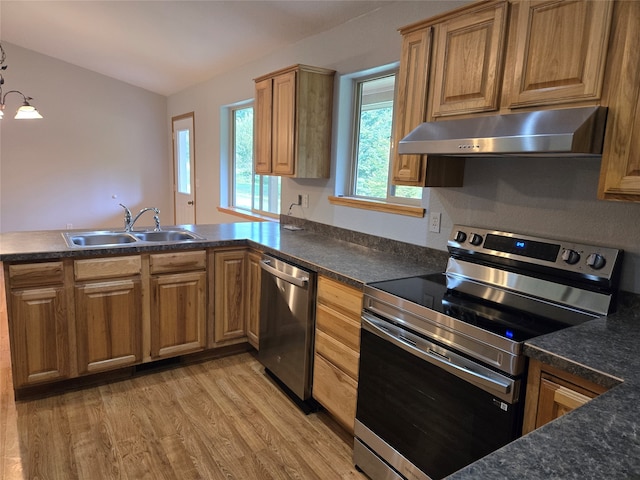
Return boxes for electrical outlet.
[302,194,309,208]
[66,223,73,230]
[429,212,441,233]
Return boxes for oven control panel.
[448,225,622,280]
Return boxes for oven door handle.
[362,314,512,396]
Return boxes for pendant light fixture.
[0,42,43,120]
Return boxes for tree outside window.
[352,73,421,203]
[231,106,281,216]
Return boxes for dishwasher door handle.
[260,259,309,288]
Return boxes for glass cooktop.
[367,273,596,343]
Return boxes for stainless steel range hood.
[398,106,608,157]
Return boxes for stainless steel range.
[354,225,623,480]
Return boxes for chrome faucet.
[119,204,161,232]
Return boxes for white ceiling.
[1,0,392,96]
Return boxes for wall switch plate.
[302,194,309,208]
[429,212,441,233]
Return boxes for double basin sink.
[63,229,205,248]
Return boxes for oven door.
[354,313,523,480]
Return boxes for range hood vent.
[398,106,608,157]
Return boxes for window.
[176,128,191,195]
[351,72,421,204]
[230,105,281,217]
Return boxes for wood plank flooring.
[0,267,366,479]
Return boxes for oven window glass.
[356,328,522,479]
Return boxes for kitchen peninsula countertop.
[2,222,639,478]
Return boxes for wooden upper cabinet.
[506,0,614,109]
[254,78,273,175]
[391,27,432,186]
[253,64,335,178]
[271,71,297,176]
[598,0,640,201]
[430,1,508,118]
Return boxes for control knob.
[469,233,483,246]
[454,231,467,243]
[586,253,606,270]
[561,249,581,265]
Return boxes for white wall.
[0,43,170,232]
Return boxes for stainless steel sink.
[132,230,202,242]
[63,229,204,247]
[64,231,137,247]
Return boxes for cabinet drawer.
[317,276,363,320]
[315,329,359,380]
[8,262,64,288]
[74,256,141,281]
[312,353,357,434]
[316,303,360,351]
[149,250,206,274]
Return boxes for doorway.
[172,112,196,225]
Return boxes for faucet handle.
[153,208,161,231]
[119,203,132,231]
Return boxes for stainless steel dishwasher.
[258,254,317,411]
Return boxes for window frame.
[348,68,422,207]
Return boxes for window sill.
[328,196,425,218]
[217,206,279,222]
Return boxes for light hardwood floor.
[0,267,366,479]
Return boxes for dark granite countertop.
[447,293,640,479]
[3,222,639,478]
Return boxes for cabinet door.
[430,1,507,117]
[254,77,273,174]
[523,359,608,434]
[246,251,262,349]
[271,71,297,176]
[391,27,432,186]
[150,271,206,359]
[536,376,594,428]
[75,279,142,374]
[598,0,640,201]
[213,249,247,344]
[507,0,613,108]
[9,286,69,387]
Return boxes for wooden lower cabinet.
[9,284,69,388]
[149,251,207,359]
[246,251,262,349]
[75,278,142,374]
[523,358,608,434]
[312,275,363,434]
[213,248,248,345]
[74,255,143,374]
[150,271,206,358]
